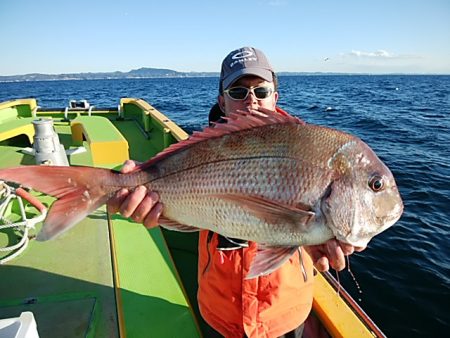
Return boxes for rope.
[0,181,47,264]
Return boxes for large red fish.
[0,111,403,277]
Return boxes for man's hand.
[305,239,366,272]
[107,160,163,228]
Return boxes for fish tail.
[0,165,122,241]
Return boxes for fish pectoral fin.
[158,216,200,232]
[210,194,315,227]
[246,245,299,279]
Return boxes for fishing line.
[335,269,341,296]
[347,256,363,302]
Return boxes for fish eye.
[369,175,384,192]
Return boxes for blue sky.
[1,0,449,75]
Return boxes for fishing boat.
[0,98,385,337]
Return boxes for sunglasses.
[224,86,274,101]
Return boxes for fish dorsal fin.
[136,108,304,171]
[210,194,315,229]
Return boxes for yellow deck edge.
[313,272,376,338]
[120,98,189,141]
[0,98,38,112]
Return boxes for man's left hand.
[305,240,366,272]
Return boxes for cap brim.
[223,68,273,90]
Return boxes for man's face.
[219,76,278,116]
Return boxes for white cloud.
[350,49,394,58]
[263,0,288,6]
[320,49,430,73]
[342,49,420,60]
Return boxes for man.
[108,47,364,337]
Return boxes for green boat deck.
[0,98,202,337]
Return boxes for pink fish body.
[0,111,403,277]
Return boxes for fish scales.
[140,123,354,245]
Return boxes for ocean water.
[1,75,449,337]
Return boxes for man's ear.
[274,91,279,104]
[218,95,225,112]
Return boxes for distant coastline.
[0,67,217,83]
[0,67,447,83]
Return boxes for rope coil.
[0,181,47,264]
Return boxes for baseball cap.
[220,47,274,91]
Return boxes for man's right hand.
[107,160,163,228]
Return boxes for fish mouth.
[335,201,403,247]
[375,198,404,229]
